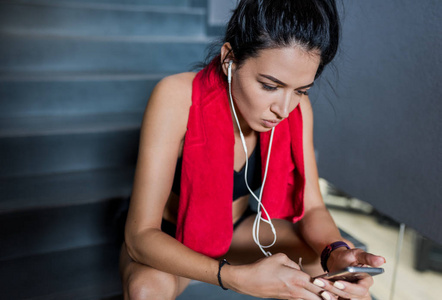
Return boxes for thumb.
[356,252,386,267]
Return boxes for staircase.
[0,1,371,299]
[0,0,209,298]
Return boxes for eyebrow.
[258,74,314,90]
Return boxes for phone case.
[316,267,384,282]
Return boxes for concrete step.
[0,113,141,177]
[0,2,206,37]
[0,241,266,300]
[0,166,133,212]
[3,0,193,7]
[0,193,129,260]
[0,166,132,260]
[178,282,266,300]
[0,243,122,300]
[0,32,209,73]
[0,73,165,117]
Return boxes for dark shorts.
[161,205,256,238]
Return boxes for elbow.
[124,234,139,263]
[124,226,160,264]
[124,226,145,263]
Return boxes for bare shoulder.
[156,72,197,91]
[149,72,196,109]
[143,72,197,134]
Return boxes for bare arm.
[297,96,345,254]
[298,97,386,299]
[298,96,386,263]
[124,73,219,284]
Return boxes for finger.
[314,278,350,299]
[306,279,338,300]
[284,283,320,300]
[355,252,386,267]
[322,276,373,299]
[284,272,331,300]
[275,253,301,270]
[295,284,335,300]
[313,276,373,300]
[353,275,374,289]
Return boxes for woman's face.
[226,46,321,132]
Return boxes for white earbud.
[228,60,233,84]
[227,59,277,257]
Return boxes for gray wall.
[206,0,442,243]
[312,1,442,243]
[208,0,236,26]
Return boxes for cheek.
[291,97,302,111]
[233,79,275,117]
[246,92,272,116]
[234,84,262,111]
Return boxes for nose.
[271,92,293,119]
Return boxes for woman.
[120,0,386,299]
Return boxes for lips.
[262,119,280,128]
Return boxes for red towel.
[176,61,305,258]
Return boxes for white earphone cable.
[228,61,276,257]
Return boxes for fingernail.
[313,278,325,287]
[321,291,331,300]
[377,255,386,264]
[334,281,345,290]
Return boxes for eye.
[296,90,309,96]
[260,82,278,91]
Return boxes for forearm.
[298,206,346,255]
[125,228,219,285]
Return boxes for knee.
[127,271,178,300]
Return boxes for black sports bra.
[171,144,262,200]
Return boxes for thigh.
[119,243,191,300]
[224,215,323,276]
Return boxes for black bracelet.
[217,259,230,290]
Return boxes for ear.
[220,42,235,77]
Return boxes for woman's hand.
[327,247,386,272]
[312,248,386,299]
[224,253,332,300]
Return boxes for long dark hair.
[203,0,340,80]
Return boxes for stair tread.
[0,243,122,299]
[0,71,170,81]
[0,167,134,212]
[0,242,264,300]
[0,1,205,14]
[0,112,143,137]
[0,33,209,74]
[0,2,206,38]
[2,0,193,9]
[0,114,141,177]
[0,75,161,118]
[0,29,211,43]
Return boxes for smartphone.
[315,266,384,283]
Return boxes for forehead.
[241,46,321,86]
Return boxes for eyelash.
[260,83,309,96]
[296,90,309,96]
[261,83,278,91]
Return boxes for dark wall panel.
[312,1,442,243]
